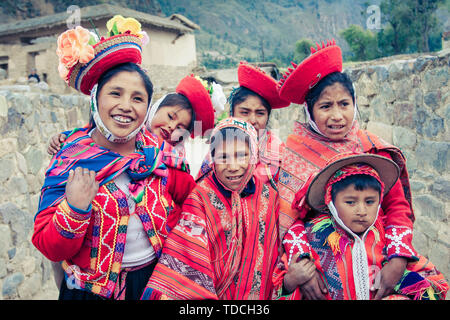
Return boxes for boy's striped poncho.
[142,172,281,300]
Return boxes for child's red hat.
[68,34,142,95]
[176,75,215,137]
[237,61,290,109]
[278,39,343,104]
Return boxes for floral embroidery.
[283,229,311,264]
[385,227,415,256]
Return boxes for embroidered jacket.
[33,168,194,298]
[279,214,448,300]
[32,127,196,299]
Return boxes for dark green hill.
[158,0,372,67]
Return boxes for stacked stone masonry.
[0,49,448,299]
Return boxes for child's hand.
[283,253,316,293]
[372,257,407,300]
[47,133,67,155]
[65,167,99,211]
[299,270,328,300]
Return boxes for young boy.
[141,117,281,300]
[281,153,448,300]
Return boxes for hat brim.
[68,34,142,95]
[278,45,342,104]
[238,62,290,109]
[306,154,400,212]
[176,75,214,137]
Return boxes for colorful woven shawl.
[37,126,189,216]
[208,118,259,295]
[142,172,280,300]
[143,117,281,300]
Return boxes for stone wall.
[0,84,90,299]
[0,49,448,299]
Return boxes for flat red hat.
[176,75,215,137]
[237,61,290,109]
[278,39,343,104]
[68,33,142,95]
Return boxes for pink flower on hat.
[138,30,149,46]
[56,26,95,71]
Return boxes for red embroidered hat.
[238,61,290,109]
[176,75,215,137]
[67,34,142,95]
[278,39,343,104]
[306,153,399,212]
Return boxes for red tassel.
[291,62,297,68]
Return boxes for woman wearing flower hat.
[32,17,196,300]
[197,61,290,189]
[276,40,417,300]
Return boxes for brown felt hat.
[306,153,400,212]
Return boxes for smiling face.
[333,184,380,236]
[213,138,250,192]
[96,71,149,139]
[311,82,355,141]
[233,95,269,133]
[150,105,192,146]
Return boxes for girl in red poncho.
[32,21,196,300]
[197,61,290,190]
[276,40,418,299]
[142,118,281,300]
[281,153,448,300]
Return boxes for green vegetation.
[340,0,445,61]
[294,39,314,63]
